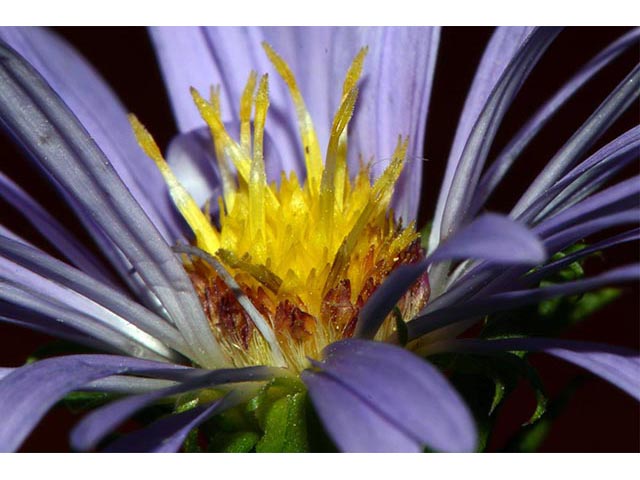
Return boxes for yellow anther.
[319,85,359,238]
[342,47,368,97]
[192,87,278,210]
[248,74,269,262]
[129,114,220,253]
[336,47,369,210]
[240,71,257,155]
[209,85,237,209]
[191,88,251,182]
[262,42,323,195]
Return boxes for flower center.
[131,44,429,372]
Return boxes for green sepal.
[183,429,202,453]
[246,376,305,427]
[255,391,308,453]
[208,431,260,453]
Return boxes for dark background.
[0,27,638,452]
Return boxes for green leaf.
[255,392,308,453]
[62,391,116,413]
[482,241,621,340]
[419,221,432,250]
[431,350,549,449]
[503,378,582,452]
[569,287,620,322]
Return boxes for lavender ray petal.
[542,210,640,258]
[166,127,223,209]
[0,304,111,352]
[443,210,640,306]
[103,395,237,452]
[81,375,178,395]
[0,354,190,452]
[149,27,269,132]
[0,40,226,368]
[525,228,640,286]
[438,338,640,400]
[354,260,429,340]
[151,26,439,214]
[328,27,440,221]
[439,28,561,243]
[71,365,276,451]
[355,213,545,340]
[302,369,419,452]
[0,266,177,361]
[407,263,640,341]
[429,26,536,253]
[470,28,640,216]
[0,171,116,285]
[429,213,547,266]
[522,126,640,225]
[533,176,640,239]
[0,27,185,242]
[0,235,192,358]
[302,339,476,452]
[511,63,640,218]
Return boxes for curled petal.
[0,40,225,368]
[471,28,640,216]
[0,355,190,452]
[355,213,545,339]
[436,338,640,400]
[408,264,640,340]
[104,398,229,452]
[302,339,476,452]
[71,366,276,451]
[0,27,185,241]
[429,26,537,253]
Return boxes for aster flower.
[0,26,638,453]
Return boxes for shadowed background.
[0,26,638,452]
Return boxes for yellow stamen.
[262,42,323,195]
[248,74,269,262]
[129,114,220,253]
[319,85,359,241]
[239,71,257,154]
[192,87,279,210]
[336,47,369,212]
[209,86,237,209]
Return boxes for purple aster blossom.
[0,26,637,453]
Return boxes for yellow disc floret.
[131,44,429,372]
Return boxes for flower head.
[130,43,428,372]
[0,27,638,453]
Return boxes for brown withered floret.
[187,262,254,349]
[185,237,429,359]
[275,300,316,342]
[321,279,358,335]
